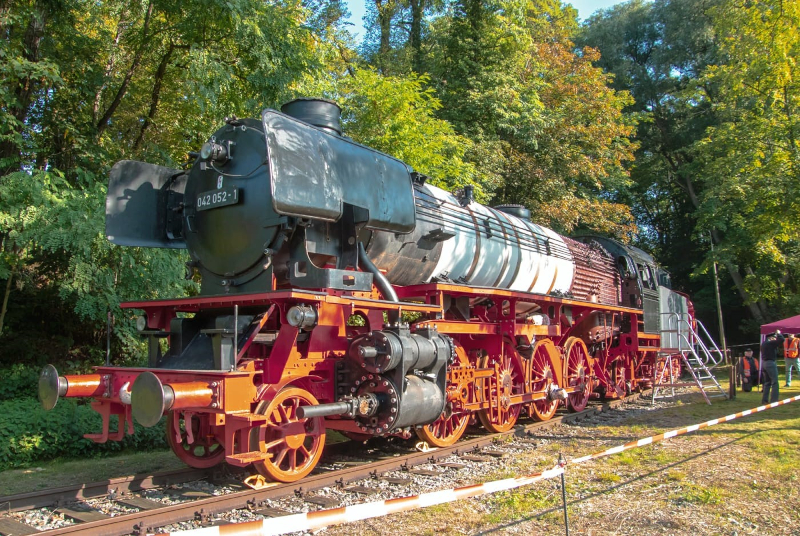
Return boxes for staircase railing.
[654,312,728,404]
[663,312,725,368]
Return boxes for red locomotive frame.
[44,281,672,482]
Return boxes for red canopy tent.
[761,314,800,335]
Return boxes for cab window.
[637,263,656,290]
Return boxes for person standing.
[761,331,785,403]
[783,333,800,387]
[738,348,759,392]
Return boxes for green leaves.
[580,0,800,324]
[0,170,194,352]
[0,0,328,357]
[0,393,168,469]
[692,0,800,315]
[429,0,636,235]
[334,68,489,196]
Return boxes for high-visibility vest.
[784,337,799,358]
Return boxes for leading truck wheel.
[166,410,225,469]
[249,387,326,482]
[564,337,594,413]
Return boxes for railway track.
[0,393,652,536]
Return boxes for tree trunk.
[663,151,765,323]
[744,265,770,319]
[374,0,395,73]
[94,14,127,123]
[96,0,154,137]
[709,229,766,324]
[0,0,12,37]
[0,4,47,173]
[133,43,174,151]
[0,272,13,336]
[409,0,423,73]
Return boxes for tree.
[578,0,746,328]
[426,0,636,235]
[694,0,800,320]
[580,0,800,327]
[0,0,332,362]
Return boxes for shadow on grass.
[525,392,800,446]
[579,391,800,434]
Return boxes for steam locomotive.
[38,99,692,482]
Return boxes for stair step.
[227,412,270,424]
[226,452,271,466]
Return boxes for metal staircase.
[652,313,728,405]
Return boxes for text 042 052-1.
[196,186,239,211]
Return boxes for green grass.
[674,482,725,505]
[665,469,687,482]
[484,487,561,524]
[0,449,184,496]
[595,471,622,483]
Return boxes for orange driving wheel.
[528,340,559,421]
[477,343,525,433]
[417,344,471,446]
[564,337,594,413]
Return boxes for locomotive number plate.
[196,186,239,211]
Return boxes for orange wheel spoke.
[264,437,285,450]
[278,404,290,423]
[250,387,326,483]
[273,446,288,467]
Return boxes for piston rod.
[296,401,353,419]
[296,393,380,420]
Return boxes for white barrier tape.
[570,394,800,465]
[165,466,565,536]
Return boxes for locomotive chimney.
[281,97,342,136]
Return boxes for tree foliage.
[694,0,800,317]
[336,69,488,195]
[8,0,792,366]
[0,0,325,363]
[427,0,637,235]
[580,0,799,329]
